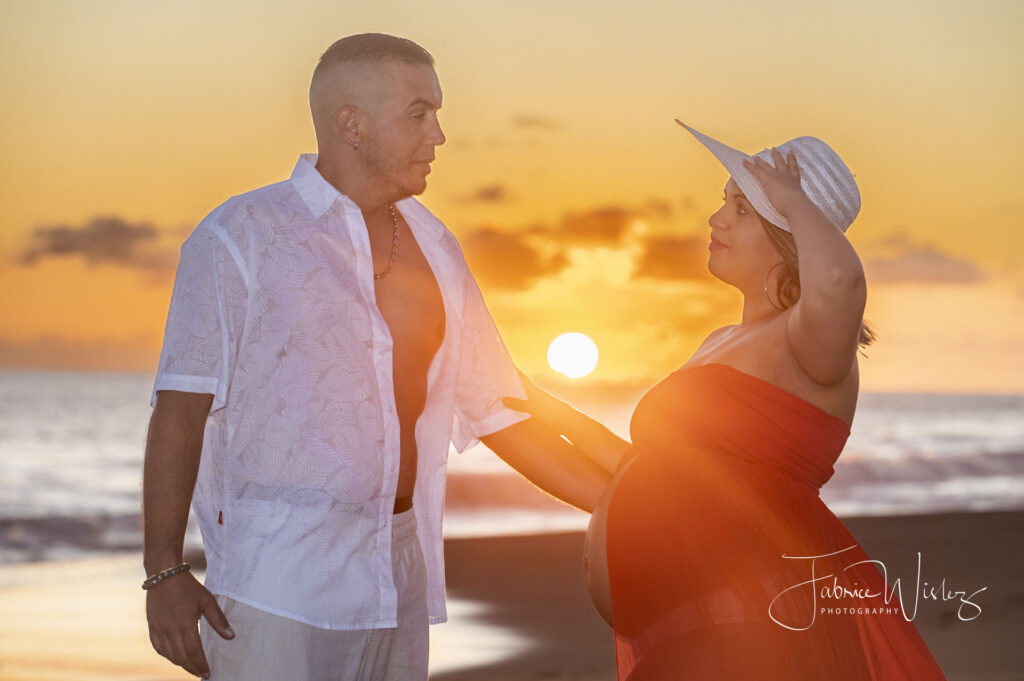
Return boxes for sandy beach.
[0,510,1020,681]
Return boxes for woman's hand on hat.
[743,148,808,218]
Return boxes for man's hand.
[143,390,222,677]
[146,572,234,679]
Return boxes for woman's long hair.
[758,215,876,348]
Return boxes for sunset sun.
[547,332,599,379]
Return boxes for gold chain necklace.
[373,203,399,280]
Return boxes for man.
[143,33,611,680]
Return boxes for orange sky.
[1,0,1022,393]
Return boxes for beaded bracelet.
[142,562,192,590]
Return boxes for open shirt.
[151,153,528,628]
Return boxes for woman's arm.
[745,151,866,385]
[502,369,631,475]
[481,417,613,513]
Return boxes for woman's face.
[706,178,781,290]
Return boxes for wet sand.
[0,510,1020,680]
[435,510,1023,680]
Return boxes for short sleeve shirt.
[151,154,528,629]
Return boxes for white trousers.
[200,508,429,681]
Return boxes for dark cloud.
[461,227,570,291]
[459,199,691,289]
[632,235,712,281]
[993,201,1021,219]
[864,237,985,284]
[679,194,699,214]
[868,233,913,249]
[511,114,563,131]
[549,207,635,246]
[455,184,510,204]
[642,198,674,220]
[547,202,683,246]
[17,216,176,277]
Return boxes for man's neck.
[315,153,393,217]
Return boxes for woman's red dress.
[606,363,947,679]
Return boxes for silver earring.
[353,140,359,150]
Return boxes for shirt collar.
[291,153,347,218]
[291,153,446,242]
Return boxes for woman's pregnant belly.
[584,455,638,627]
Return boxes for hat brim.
[675,120,790,231]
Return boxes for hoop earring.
[763,262,788,312]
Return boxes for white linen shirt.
[150,153,528,629]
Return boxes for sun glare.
[547,332,599,379]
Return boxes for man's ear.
[336,105,360,146]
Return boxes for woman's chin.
[706,259,729,284]
[707,258,754,290]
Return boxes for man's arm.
[481,416,613,513]
[143,390,233,680]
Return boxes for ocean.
[1,369,1022,565]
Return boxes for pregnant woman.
[504,123,947,679]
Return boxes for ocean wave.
[0,513,144,564]
[830,451,1024,485]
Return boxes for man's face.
[360,62,446,199]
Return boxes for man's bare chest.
[372,227,446,359]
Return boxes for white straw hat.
[675,120,861,233]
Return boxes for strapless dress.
[585,363,947,680]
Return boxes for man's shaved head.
[308,33,445,206]
[309,34,435,146]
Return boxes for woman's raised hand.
[743,148,807,218]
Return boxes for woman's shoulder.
[699,325,737,348]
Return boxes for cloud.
[455,184,510,204]
[864,237,986,284]
[632,235,712,281]
[679,194,699,215]
[17,216,177,277]
[511,114,562,131]
[548,201,681,246]
[642,198,675,220]
[459,199,692,289]
[523,206,644,248]
[461,227,570,291]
